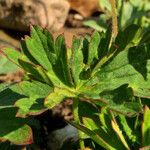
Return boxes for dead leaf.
[67,0,101,17]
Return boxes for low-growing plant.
[0,23,149,149]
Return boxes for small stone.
[0,0,70,32]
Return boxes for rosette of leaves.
[0,24,150,146]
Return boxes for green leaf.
[30,26,56,63]
[25,36,52,71]
[111,120,130,149]
[69,121,116,150]
[81,117,97,139]
[100,0,111,12]
[115,24,142,51]
[140,28,150,45]
[83,16,107,32]
[44,88,76,109]
[15,97,47,118]
[18,58,52,85]
[97,27,112,59]
[127,44,150,98]
[3,48,22,66]
[54,35,73,86]
[14,81,52,117]
[0,81,51,115]
[21,39,39,65]
[91,29,112,74]
[81,83,142,116]
[0,84,24,109]
[142,106,150,146]
[119,115,137,142]
[87,31,101,65]
[92,44,150,98]
[78,101,99,118]
[82,117,126,149]
[71,37,84,86]
[0,55,19,74]
[0,108,33,145]
[0,83,10,92]
[18,81,52,98]
[98,85,142,116]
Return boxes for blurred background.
[0,0,149,49]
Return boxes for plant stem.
[109,0,118,39]
[118,0,124,29]
[73,98,85,150]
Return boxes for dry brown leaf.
[67,0,101,17]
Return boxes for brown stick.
[109,0,118,38]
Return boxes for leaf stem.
[109,0,118,39]
[72,98,85,150]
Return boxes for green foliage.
[84,0,150,31]
[70,101,150,150]
[0,107,33,145]
[142,106,150,146]
[0,55,19,74]
[0,24,150,148]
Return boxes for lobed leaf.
[54,35,73,86]
[14,81,51,117]
[24,37,52,71]
[0,108,33,145]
